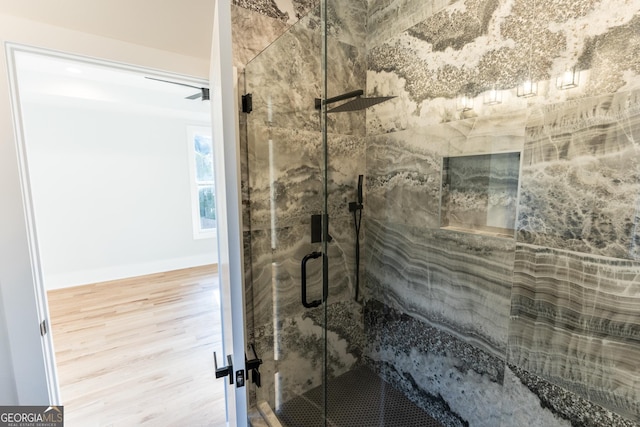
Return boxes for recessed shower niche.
[440,152,521,238]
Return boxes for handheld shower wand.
[349,175,364,302]
[349,175,363,212]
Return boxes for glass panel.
[198,186,216,229]
[243,5,327,425]
[194,133,214,182]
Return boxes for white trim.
[6,43,208,92]
[5,42,60,405]
[210,1,248,425]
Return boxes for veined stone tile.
[500,366,585,427]
[504,365,639,427]
[364,300,506,427]
[244,8,366,136]
[367,0,450,48]
[247,125,323,231]
[232,5,290,68]
[461,109,527,154]
[245,18,322,133]
[243,231,255,341]
[365,113,525,230]
[326,133,366,219]
[524,90,640,164]
[509,244,640,422]
[248,229,277,329]
[365,69,531,133]
[249,227,361,412]
[233,0,289,22]
[577,13,640,96]
[366,0,640,133]
[364,219,514,356]
[363,300,636,427]
[252,300,364,412]
[262,0,367,47]
[240,0,640,424]
[247,126,366,231]
[517,90,640,260]
[239,118,252,233]
[262,226,325,321]
[324,0,368,48]
[249,223,356,329]
[365,126,454,227]
[233,0,316,25]
[303,299,366,361]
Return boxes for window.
[187,126,216,239]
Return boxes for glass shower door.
[243,1,375,425]
[243,5,330,424]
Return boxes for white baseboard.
[44,253,218,290]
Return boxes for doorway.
[9,46,225,425]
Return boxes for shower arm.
[314,90,364,109]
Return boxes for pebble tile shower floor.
[276,366,443,427]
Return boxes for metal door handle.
[214,352,234,385]
[301,251,323,308]
[246,344,263,387]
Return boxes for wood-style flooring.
[47,265,226,427]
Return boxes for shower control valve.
[348,201,363,212]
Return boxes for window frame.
[186,125,216,240]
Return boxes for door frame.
[5,41,213,399]
[5,42,63,405]
[210,1,249,425]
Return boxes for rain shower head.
[315,90,395,113]
[326,95,395,113]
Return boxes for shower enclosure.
[241,3,428,424]
[239,0,640,426]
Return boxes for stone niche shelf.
[440,152,521,239]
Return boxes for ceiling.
[0,0,215,60]
[14,50,211,121]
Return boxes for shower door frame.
[240,0,333,423]
[319,0,331,423]
[210,1,249,425]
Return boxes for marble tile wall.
[231,6,290,69]
[518,89,640,259]
[364,219,515,357]
[236,0,640,424]
[366,0,640,132]
[362,0,640,425]
[509,244,640,422]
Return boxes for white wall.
[0,12,210,404]
[0,284,17,403]
[22,102,217,290]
